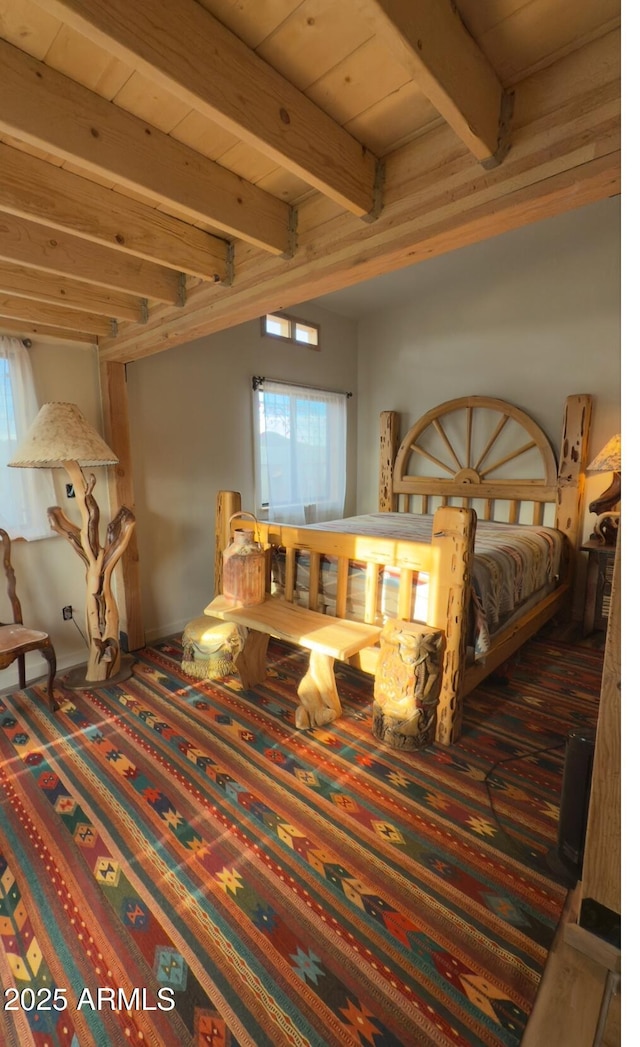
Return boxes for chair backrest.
[0,528,23,628]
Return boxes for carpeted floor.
[0,630,603,1046]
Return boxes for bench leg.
[235,630,270,689]
[296,651,342,729]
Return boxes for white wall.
[126,304,359,641]
[352,197,621,522]
[1,340,107,690]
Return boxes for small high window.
[261,313,319,349]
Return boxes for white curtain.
[0,337,56,540]
[255,379,347,525]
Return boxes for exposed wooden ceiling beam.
[0,12,619,353]
[0,294,115,337]
[98,26,620,363]
[33,0,379,217]
[0,38,292,256]
[0,261,145,323]
[0,316,96,344]
[355,0,509,165]
[0,213,182,303]
[0,145,229,280]
[100,149,620,363]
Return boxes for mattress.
[271,512,565,660]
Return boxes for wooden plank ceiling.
[0,0,621,363]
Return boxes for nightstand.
[582,541,616,636]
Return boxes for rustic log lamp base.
[8,402,136,689]
[50,461,135,688]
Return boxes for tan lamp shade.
[587,433,621,473]
[7,402,118,468]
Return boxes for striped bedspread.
[273,513,565,659]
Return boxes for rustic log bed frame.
[213,394,592,746]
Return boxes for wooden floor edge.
[563,920,621,974]
[521,884,621,1046]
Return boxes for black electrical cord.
[69,613,88,647]
[483,740,566,869]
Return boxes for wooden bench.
[204,594,381,729]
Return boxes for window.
[253,378,347,525]
[261,312,320,349]
[0,337,56,540]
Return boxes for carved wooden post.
[372,619,444,749]
[555,393,593,582]
[379,411,400,511]
[428,505,477,745]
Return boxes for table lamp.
[9,402,136,687]
[587,433,621,545]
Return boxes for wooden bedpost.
[555,393,593,572]
[215,490,241,596]
[379,411,400,511]
[429,505,477,746]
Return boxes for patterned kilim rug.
[0,631,603,1047]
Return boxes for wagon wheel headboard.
[379,394,592,550]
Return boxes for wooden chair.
[0,528,57,711]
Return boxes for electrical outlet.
[62,605,73,620]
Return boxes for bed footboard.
[214,491,475,745]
